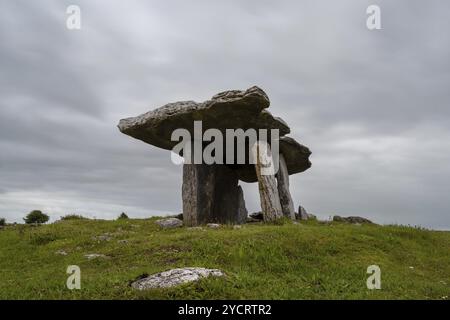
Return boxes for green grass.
[0,218,449,299]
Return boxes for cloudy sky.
[1,0,449,229]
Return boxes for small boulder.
[307,213,317,220]
[155,218,183,229]
[85,253,108,260]
[206,223,220,229]
[333,216,373,224]
[297,206,309,220]
[187,227,204,231]
[131,267,224,290]
[249,212,264,221]
[92,233,112,242]
[55,250,68,256]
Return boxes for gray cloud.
[0,0,449,229]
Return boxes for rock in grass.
[85,253,107,260]
[92,233,112,241]
[155,218,183,229]
[333,216,373,224]
[249,212,264,221]
[206,223,221,229]
[55,250,68,256]
[131,267,224,290]
[297,206,309,220]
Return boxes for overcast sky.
[1,0,449,229]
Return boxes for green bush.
[24,210,49,225]
[28,231,58,245]
[60,214,87,221]
[0,218,5,226]
[118,212,129,220]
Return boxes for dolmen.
[118,86,311,226]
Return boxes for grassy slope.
[0,218,449,299]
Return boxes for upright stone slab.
[182,163,215,226]
[254,141,283,222]
[182,163,243,226]
[276,154,296,220]
[237,186,248,224]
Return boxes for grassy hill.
[0,217,449,299]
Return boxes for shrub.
[24,210,49,225]
[28,231,58,245]
[0,218,5,226]
[60,214,87,221]
[118,212,129,220]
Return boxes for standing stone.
[237,186,248,224]
[182,163,242,226]
[254,141,283,222]
[297,205,309,220]
[276,154,296,220]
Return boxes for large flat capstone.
[118,86,311,182]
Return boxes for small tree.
[0,218,5,226]
[118,212,129,220]
[24,210,49,225]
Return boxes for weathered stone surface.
[92,233,113,242]
[249,212,264,221]
[85,254,108,260]
[276,154,296,220]
[118,86,312,225]
[182,163,244,226]
[155,218,183,229]
[297,206,309,220]
[254,141,283,222]
[237,186,248,224]
[118,86,289,151]
[246,216,260,223]
[234,136,312,182]
[131,268,224,290]
[307,213,317,220]
[206,223,221,229]
[118,86,311,183]
[333,216,373,224]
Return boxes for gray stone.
[118,86,287,151]
[276,154,296,220]
[187,227,204,231]
[254,141,283,222]
[333,216,373,224]
[182,163,244,226]
[297,206,309,220]
[92,233,112,241]
[55,250,68,256]
[249,212,264,221]
[155,218,183,229]
[236,136,311,183]
[206,223,221,229]
[307,213,317,220]
[85,254,107,260]
[237,186,248,224]
[131,267,225,290]
[118,86,312,226]
[118,86,311,183]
